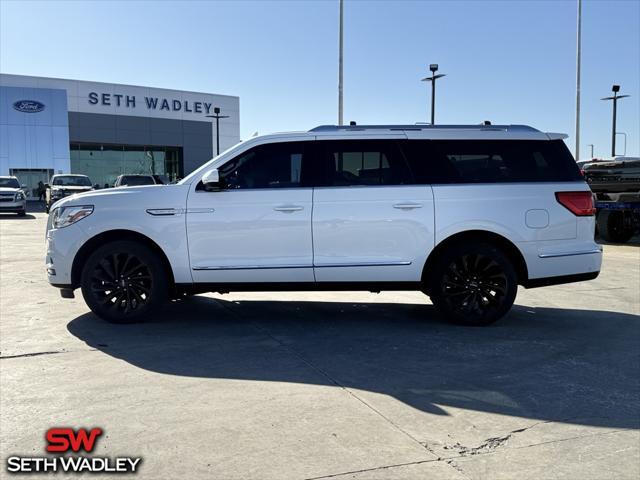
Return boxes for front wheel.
[428,243,518,326]
[80,240,168,323]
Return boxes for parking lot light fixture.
[601,85,630,157]
[421,64,446,125]
[206,107,230,156]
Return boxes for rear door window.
[401,139,582,183]
[315,140,413,186]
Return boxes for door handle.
[274,205,304,212]
[393,203,423,210]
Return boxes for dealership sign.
[88,91,216,115]
[5,427,142,474]
[13,100,45,113]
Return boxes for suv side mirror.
[202,169,223,191]
[44,183,50,189]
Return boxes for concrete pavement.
[1,211,639,479]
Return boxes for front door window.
[218,142,308,189]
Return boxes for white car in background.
[113,174,159,187]
[45,124,602,326]
[0,176,27,216]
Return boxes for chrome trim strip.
[186,208,215,214]
[538,248,602,259]
[315,261,412,268]
[193,264,311,271]
[192,261,412,271]
[146,208,183,216]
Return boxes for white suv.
[46,125,602,326]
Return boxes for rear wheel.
[80,240,168,323]
[597,210,633,243]
[428,243,517,326]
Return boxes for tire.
[597,210,633,243]
[17,209,26,217]
[45,203,50,214]
[427,242,518,326]
[80,240,168,323]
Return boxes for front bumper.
[46,223,87,286]
[0,199,26,212]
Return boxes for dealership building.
[0,74,240,197]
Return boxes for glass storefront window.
[70,144,183,187]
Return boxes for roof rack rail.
[309,124,539,133]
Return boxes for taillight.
[555,191,595,216]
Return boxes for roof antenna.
[349,121,357,126]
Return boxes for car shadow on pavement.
[598,238,640,247]
[67,296,640,430]
[0,214,36,220]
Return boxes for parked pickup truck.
[583,157,640,243]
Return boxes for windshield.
[0,177,20,188]
[120,176,155,186]
[52,175,92,187]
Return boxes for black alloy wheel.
[429,243,517,326]
[81,240,168,323]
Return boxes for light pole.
[587,144,594,158]
[575,0,582,161]
[616,132,627,156]
[601,85,629,157]
[421,64,446,125]
[206,107,230,156]
[338,0,344,126]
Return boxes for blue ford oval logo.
[13,100,45,113]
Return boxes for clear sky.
[1,0,638,158]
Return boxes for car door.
[186,140,315,284]
[312,139,435,282]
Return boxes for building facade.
[0,74,240,197]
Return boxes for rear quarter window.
[401,139,582,184]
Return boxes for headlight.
[51,205,94,229]
[15,192,25,201]
[51,190,63,198]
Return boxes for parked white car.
[0,176,27,216]
[113,174,159,187]
[46,124,602,325]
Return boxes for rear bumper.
[523,271,599,289]
[519,238,603,281]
